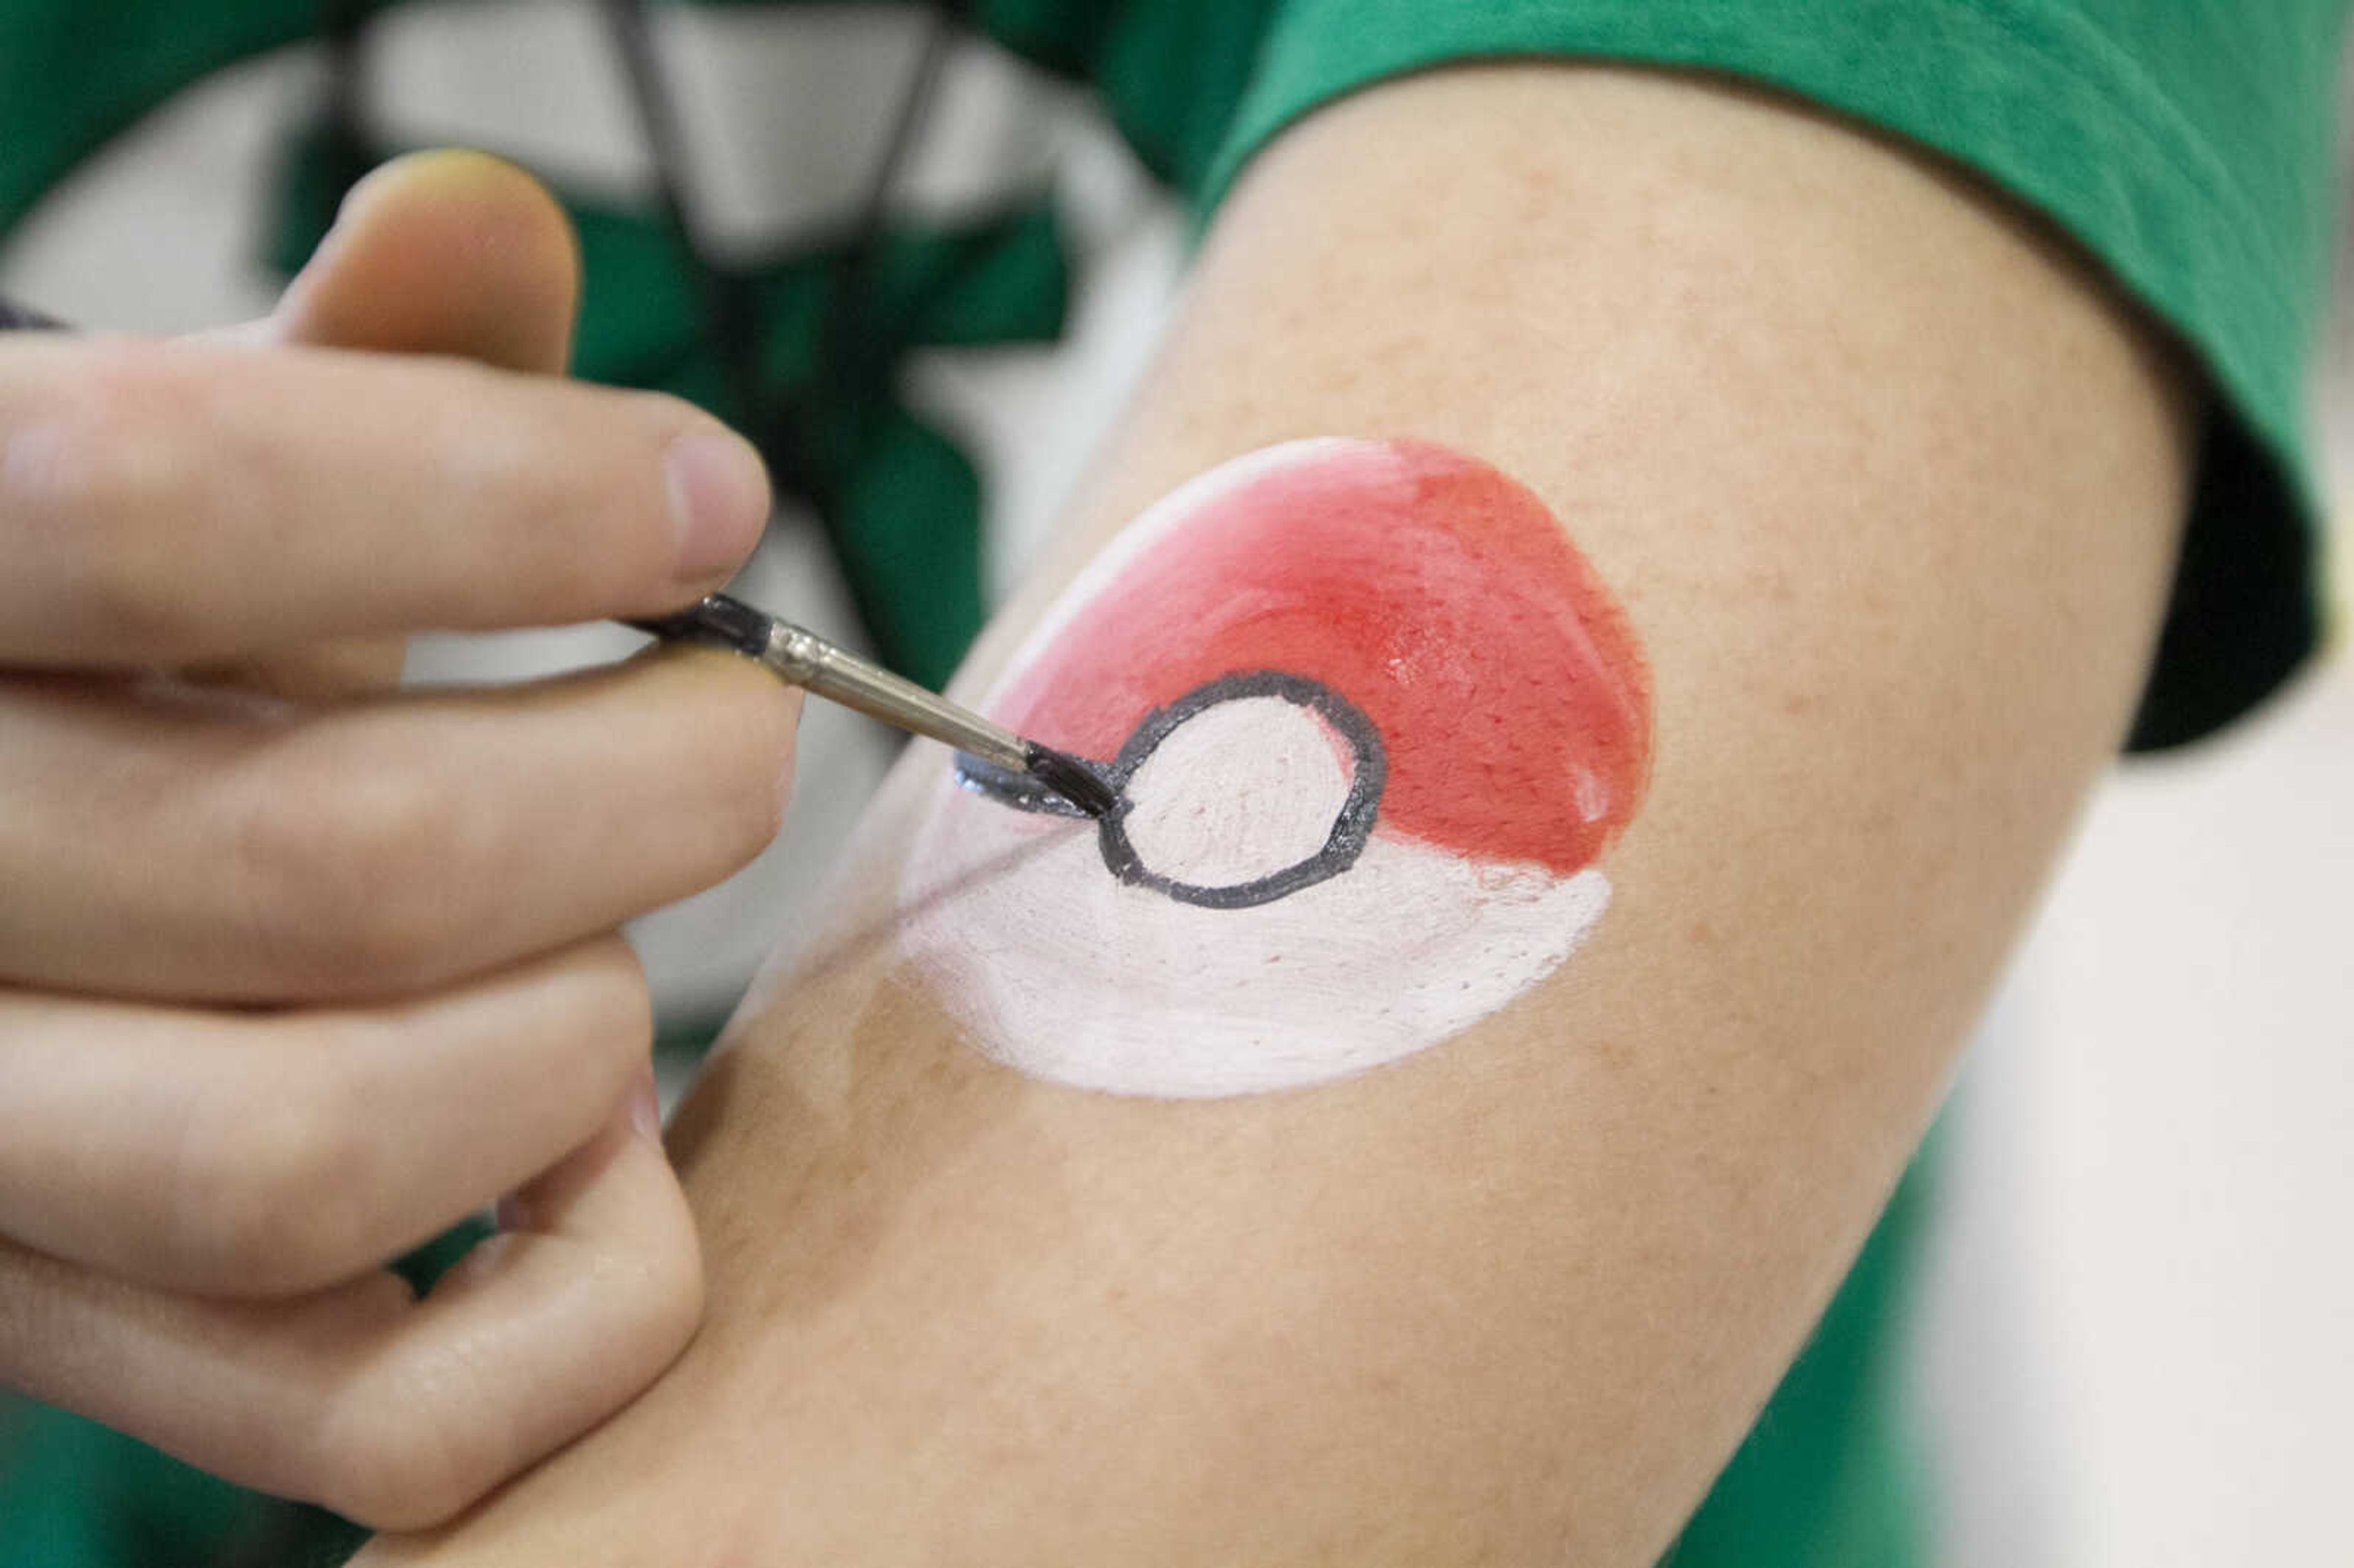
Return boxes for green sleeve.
[1202,0,2346,749]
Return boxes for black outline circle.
[1095,671,1385,909]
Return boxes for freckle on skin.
[1586,1037,1635,1073]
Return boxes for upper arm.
[371,64,2188,1567]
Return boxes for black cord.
[597,0,966,676]
[318,0,370,146]
[822,0,963,394]
[597,0,769,443]
[598,0,961,518]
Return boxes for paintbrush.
[627,593,1114,816]
[0,295,1117,819]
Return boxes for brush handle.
[632,594,1035,775]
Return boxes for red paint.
[996,441,1652,875]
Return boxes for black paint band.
[957,670,1387,910]
[624,592,772,660]
[1097,671,1385,908]
[956,752,1097,816]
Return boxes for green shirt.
[0,4,2337,1566]
[1200,0,2343,750]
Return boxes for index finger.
[0,336,769,665]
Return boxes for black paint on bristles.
[1023,743,1119,819]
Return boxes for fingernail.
[665,429,771,582]
[630,1071,665,1146]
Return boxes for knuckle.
[297,1117,699,1530]
[701,683,797,861]
[571,941,657,1056]
[623,1211,706,1355]
[465,383,674,595]
[13,348,221,647]
[228,754,474,994]
[172,1080,373,1292]
[308,1393,490,1531]
[540,945,658,1113]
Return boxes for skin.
[383,63,2188,1562]
[0,153,797,1528]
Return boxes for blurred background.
[0,4,2345,1564]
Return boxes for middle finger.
[0,648,797,1002]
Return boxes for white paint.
[899,774,1609,1100]
[896,438,1614,1098]
[1119,696,1355,891]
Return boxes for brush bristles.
[1023,744,1119,818]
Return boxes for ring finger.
[0,1077,701,1529]
[0,935,653,1298]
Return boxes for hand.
[0,152,794,1528]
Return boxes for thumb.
[271,147,581,375]
[188,152,583,697]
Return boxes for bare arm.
[370,64,2186,1566]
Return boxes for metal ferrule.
[760,620,1029,774]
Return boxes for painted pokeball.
[900,438,1653,1099]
